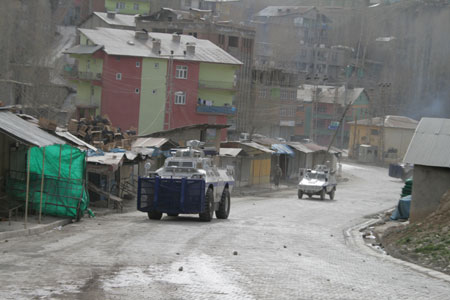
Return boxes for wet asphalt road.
[0,163,449,299]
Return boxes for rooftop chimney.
[172,33,181,43]
[135,31,148,40]
[186,42,196,55]
[107,11,116,19]
[152,38,161,54]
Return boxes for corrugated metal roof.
[132,137,168,149]
[94,12,136,27]
[219,148,242,157]
[0,111,65,147]
[255,6,315,17]
[125,151,138,161]
[63,44,103,55]
[87,152,125,170]
[55,128,97,151]
[288,142,314,153]
[241,141,274,154]
[271,144,294,156]
[404,118,450,168]
[297,84,364,106]
[348,115,418,130]
[76,28,242,65]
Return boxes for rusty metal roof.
[76,28,242,65]
[0,111,65,147]
[404,118,450,168]
[288,142,314,153]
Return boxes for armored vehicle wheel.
[298,190,303,199]
[320,189,326,200]
[329,189,335,200]
[307,194,312,199]
[199,188,214,222]
[167,213,179,217]
[148,211,162,220]
[216,188,230,219]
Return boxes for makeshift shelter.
[221,141,274,186]
[270,144,295,180]
[0,110,88,228]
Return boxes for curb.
[0,218,72,240]
[344,218,450,283]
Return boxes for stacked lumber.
[67,115,137,151]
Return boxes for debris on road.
[233,251,238,255]
[178,266,183,272]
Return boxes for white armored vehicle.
[137,141,234,221]
[298,165,337,200]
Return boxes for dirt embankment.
[382,190,450,275]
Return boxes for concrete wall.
[410,165,450,223]
[383,127,415,163]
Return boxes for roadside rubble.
[360,190,450,275]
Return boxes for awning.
[271,144,295,157]
[219,148,242,157]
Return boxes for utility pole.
[340,83,348,149]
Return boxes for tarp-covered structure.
[1,110,89,223]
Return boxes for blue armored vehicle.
[137,141,234,221]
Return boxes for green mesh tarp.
[7,144,89,218]
[28,144,89,218]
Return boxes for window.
[218,34,225,45]
[135,88,140,94]
[136,61,140,68]
[184,0,192,7]
[371,129,379,135]
[318,104,327,113]
[116,56,121,61]
[116,73,122,80]
[258,88,267,99]
[116,2,125,9]
[228,36,239,47]
[174,92,186,105]
[175,65,188,79]
[133,3,139,10]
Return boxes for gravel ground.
[0,162,449,299]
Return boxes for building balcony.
[198,80,236,91]
[77,71,102,81]
[196,104,236,116]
